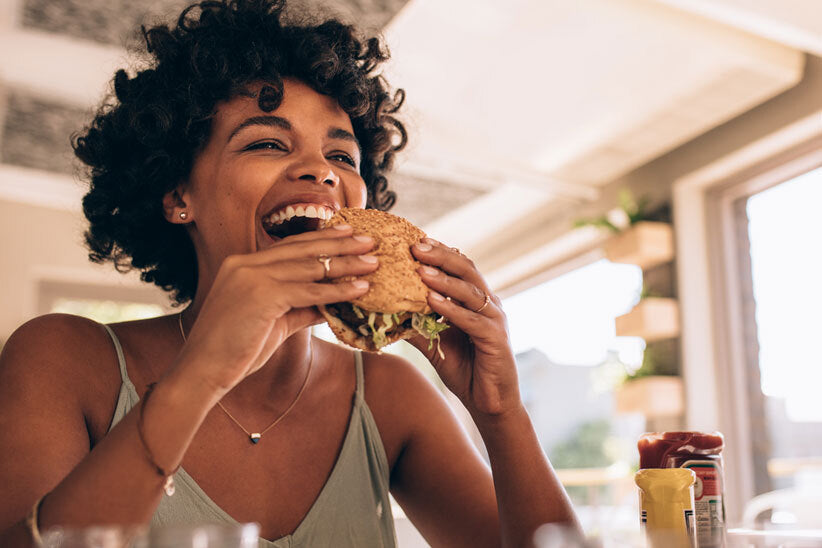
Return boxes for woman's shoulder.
[359,349,453,459]
[2,313,114,367]
[360,350,438,399]
[312,337,431,396]
[0,313,123,410]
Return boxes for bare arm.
[472,405,581,547]
[379,354,578,548]
[0,315,219,546]
[375,354,499,548]
[398,238,581,547]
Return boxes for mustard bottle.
[635,468,697,548]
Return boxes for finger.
[425,289,501,343]
[417,265,499,317]
[261,254,378,282]
[277,279,370,309]
[411,239,488,291]
[244,233,375,266]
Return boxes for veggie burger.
[319,208,449,354]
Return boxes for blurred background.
[0,0,821,544]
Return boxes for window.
[49,298,165,324]
[38,279,170,323]
[745,167,822,493]
[675,123,822,520]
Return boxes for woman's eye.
[329,153,356,167]
[245,141,286,151]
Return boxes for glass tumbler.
[146,523,260,548]
[40,525,147,548]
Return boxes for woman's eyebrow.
[227,115,291,142]
[328,127,361,153]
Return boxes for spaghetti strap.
[101,324,136,393]
[354,350,364,402]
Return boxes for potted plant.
[614,344,683,418]
[575,190,674,270]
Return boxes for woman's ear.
[162,186,191,224]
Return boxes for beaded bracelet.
[138,383,179,496]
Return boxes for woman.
[0,0,579,546]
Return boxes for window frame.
[673,112,822,522]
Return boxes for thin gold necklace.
[177,312,313,445]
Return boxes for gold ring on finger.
[317,254,332,278]
[474,293,491,314]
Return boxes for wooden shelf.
[615,376,684,417]
[605,221,674,270]
[615,297,679,342]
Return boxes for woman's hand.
[172,225,377,395]
[409,238,521,418]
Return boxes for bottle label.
[682,460,725,548]
[685,509,696,547]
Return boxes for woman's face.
[175,78,367,264]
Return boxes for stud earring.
[179,211,188,220]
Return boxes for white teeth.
[265,204,333,227]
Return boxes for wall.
[0,198,172,343]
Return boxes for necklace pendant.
[163,476,176,496]
[249,433,262,444]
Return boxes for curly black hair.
[73,0,406,306]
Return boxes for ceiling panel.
[653,0,822,56]
[385,0,803,187]
[388,172,486,227]
[0,91,87,175]
[22,0,191,46]
[20,0,410,46]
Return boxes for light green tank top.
[102,324,397,548]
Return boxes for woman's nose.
[298,169,339,187]
[288,157,339,187]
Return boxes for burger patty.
[325,303,413,333]
[326,303,364,330]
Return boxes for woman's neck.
[230,329,315,409]
[176,302,316,412]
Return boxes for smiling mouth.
[261,203,336,240]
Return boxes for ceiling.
[383,0,808,253]
[0,0,819,289]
